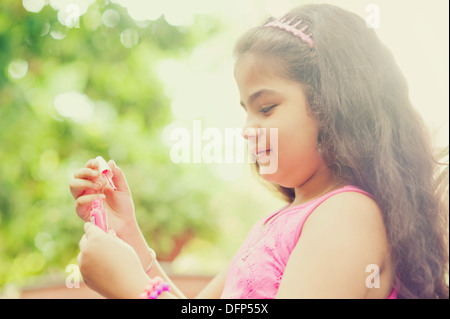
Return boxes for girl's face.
[235,53,327,188]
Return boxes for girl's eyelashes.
[259,105,277,114]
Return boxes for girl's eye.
[259,105,277,113]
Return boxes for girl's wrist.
[115,216,140,240]
[116,220,154,270]
[117,269,151,299]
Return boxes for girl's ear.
[316,130,338,173]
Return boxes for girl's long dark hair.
[234,4,449,298]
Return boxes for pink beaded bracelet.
[139,276,170,299]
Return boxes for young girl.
[71,4,449,299]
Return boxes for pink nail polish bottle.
[90,198,108,232]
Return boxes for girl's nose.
[241,127,263,140]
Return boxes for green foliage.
[0,0,226,286]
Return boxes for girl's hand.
[78,222,149,298]
[69,158,136,238]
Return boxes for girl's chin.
[258,169,296,189]
[258,168,280,183]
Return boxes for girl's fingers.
[69,178,103,199]
[75,193,106,208]
[73,167,99,180]
[75,193,106,219]
[79,234,87,250]
[79,223,103,250]
[106,160,129,193]
[70,178,103,192]
[84,221,95,236]
[85,158,99,170]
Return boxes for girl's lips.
[254,148,271,156]
[255,149,271,163]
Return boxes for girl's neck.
[290,167,344,208]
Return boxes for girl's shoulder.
[277,187,393,298]
[286,185,385,236]
[301,187,390,271]
[306,187,385,235]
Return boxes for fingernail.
[94,181,103,190]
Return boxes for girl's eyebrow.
[240,89,278,110]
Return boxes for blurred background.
[0,0,448,298]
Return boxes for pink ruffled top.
[221,185,397,299]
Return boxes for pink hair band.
[265,17,315,48]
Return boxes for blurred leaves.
[0,0,226,286]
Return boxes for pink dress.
[220,185,398,299]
